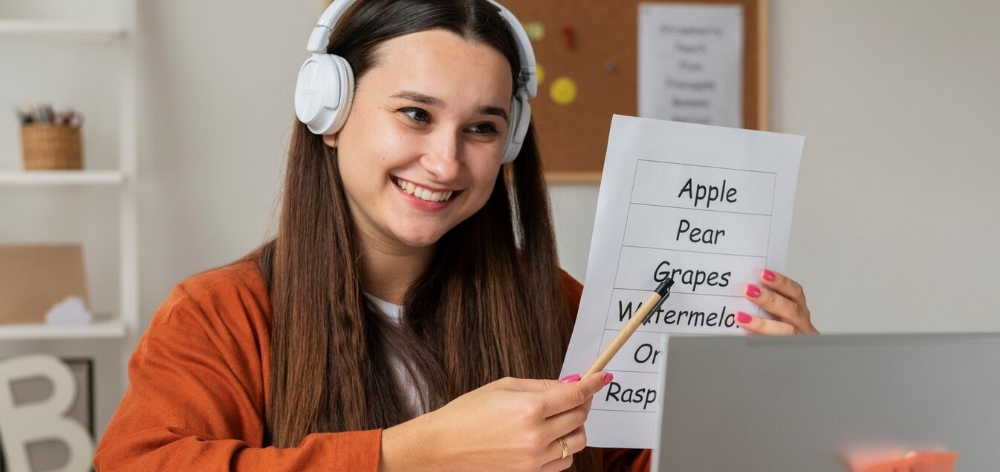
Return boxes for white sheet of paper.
[560,115,804,448]
[639,3,744,128]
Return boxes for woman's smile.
[393,176,457,204]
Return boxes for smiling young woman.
[93,1,813,471]
[94,1,624,471]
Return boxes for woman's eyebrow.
[391,90,444,108]
[479,105,509,123]
[391,90,509,123]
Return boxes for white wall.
[772,1,1000,333]
[136,0,1000,335]
[135,1,311,321]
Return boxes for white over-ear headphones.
[293,0,538,163]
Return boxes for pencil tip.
[655,277,674,297]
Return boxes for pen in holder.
[18,105,84,171]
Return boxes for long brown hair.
[259,0,597,469]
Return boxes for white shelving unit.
[0,27,138,334]
[0,0,138,445]
[0,320,127,341]
[0,170,126,185]
[0,19,125,39]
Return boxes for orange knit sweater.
[94,260,650,471]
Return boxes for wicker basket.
[20,124,83,170]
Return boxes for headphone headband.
[306,0,355,54]
[486,0,537,98]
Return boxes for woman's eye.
[400,107,430,123]
[469,122,499,135]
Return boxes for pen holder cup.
[21,124,83,170]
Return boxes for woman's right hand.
[380,372,611,472]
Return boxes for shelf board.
[0,170,126,186]
[0,320,127,341]
[0,19,125,39]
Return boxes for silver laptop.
[652,333,1000,471]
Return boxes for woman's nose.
[421,130,462,181]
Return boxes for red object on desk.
[856,451,959,472]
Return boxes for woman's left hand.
[737,269,819,335]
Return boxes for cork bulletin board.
[501,0,769,181]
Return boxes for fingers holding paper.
[737,269,818,335]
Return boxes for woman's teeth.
[396,178,454,203]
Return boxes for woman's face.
[326,29,513,252]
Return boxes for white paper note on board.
[639,3,744,128]
[560,115,804,448]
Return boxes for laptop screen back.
[653,333,1000,471]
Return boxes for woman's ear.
[321,133,339,148]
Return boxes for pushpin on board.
[560,25,575,50]
[550,77,578,105]
[523,22,544,41]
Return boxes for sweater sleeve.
[559,271,652,472]
[94,276,382,471]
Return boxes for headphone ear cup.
[294,53,355,135]
[502,91,531,164]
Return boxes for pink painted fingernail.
[745,284,761,298]
[603,372,614,386]
[761,269,776,282]
[736,311,753,324]
[560,373,581,383]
